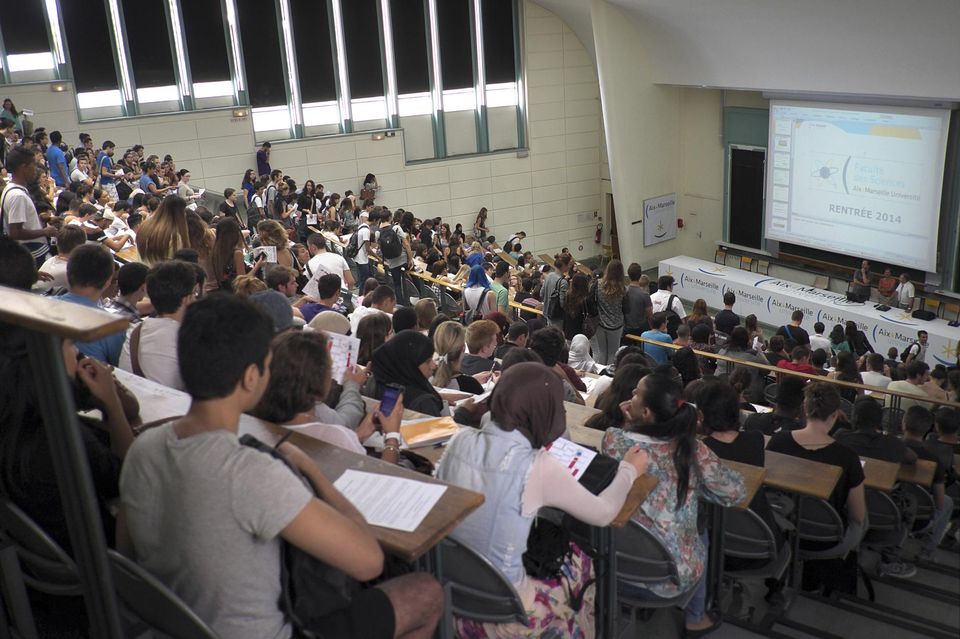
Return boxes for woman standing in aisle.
[593,260,629,366]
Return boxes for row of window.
[0,0,522,150]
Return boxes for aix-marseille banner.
[643,193,677,247]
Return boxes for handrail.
[408,270,544,316]
[625,333,960,411]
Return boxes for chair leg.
[0,546,38,639]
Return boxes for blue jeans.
[356,262,371,291]
[618,531,708,625]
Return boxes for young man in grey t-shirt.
[119,294,441,639]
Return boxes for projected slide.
[765,101,949,272]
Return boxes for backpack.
[547,276,565,321]
[466,287,491,324]
[379,225,403,259]
[345,224,367,259]
[900,341,921,362]
[664,294,682,338]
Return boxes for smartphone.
[378,383,404,418]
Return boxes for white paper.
[456,388,492,406]
[253,246,277,263]
[545,437,597,481]
[333,469,447,532]
[307,213,318,225]
[113,368,190,424]
[197,188,205,197]
[325,332,361,384]
[750,404,773,413]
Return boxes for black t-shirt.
[776,324,810,348]
[835,429,911,464]
[714,309,740,335]
[909,439,951,486]
[743,412,803,436]
[703,431,782,548]
[766,431,865,520]
[494,341,518,360]
[219,201,237,218]
[765,352,787,366]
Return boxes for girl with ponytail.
[602,372,745,635]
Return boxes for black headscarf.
[488,362,566,449]
[371,330,442,408]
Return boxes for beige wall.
[2,0,606,260]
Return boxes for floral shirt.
[602,428,745,597]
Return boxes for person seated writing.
[119,294,442,639]
[430,321,491,395]
[436,363,650,637]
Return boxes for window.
[120,0,176,90]
[182,0,232,84]
[340,0,384,100]
[390,0,429,95]
[0,0,49,57]
[236,0,287,107]
[61,0,118,92]
[436,0,473,91]
[290,0,337,104]
[482,0,516,84]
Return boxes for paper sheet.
[455,388,492,406]
[333,469,447,532]
[113,368,190,424]
[325,332,361,384]
[750,404,773,413]
[252,246,277,263]
[545,437,597,480]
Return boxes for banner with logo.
[643,193,677,247]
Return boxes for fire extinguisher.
[595,223,602,244]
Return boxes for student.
[59,245,126,365]
[430,321,487,394]
[885,360,932,411]
[685,298,714,334]
[902,407,954,560]
[489,261,511,315]
[902,330,928,365]
[437,363,650,637]
[541,253,573,328]
[568,334,604,374]
[136,195,191,266]
[39,225,86,291]
[104,262,149,322]
[513,277,541,321]
[776,345,819,377]
[528,326,587,405]
[844,320,874,357]
[371,330,445,416]
[593,259,629,366]
[2,147,57,265]
[775,310,810,349]
[256,141,271,176]
[809,321,833,354]
[560,272,591,340]
[460,319,499,376]
[585,363,649,431]
[895,273,916,311]
[304,232,354,298]
[349,284,396,335]
[300,274,344,323]
[764,335,788,366]
[640,312,675,365]
[120,295,441,639]
[714,291,739,335]
[414,299,438,334]
[119,261,197,390]
[46,131,69,187]
[861,353,892,391]
[717,326,768,404]
[353,211,373,287]
[836,397,915,463]
[356,312,393,367]
[494,321,528,359]
[766,382,866,591]
[603,372,745,634]
[650,274,686,319]
[462,265,497,322]
[624,263,653,341]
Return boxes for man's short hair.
[4,146,34,173]
[367,285,396,307]
[790,345,810,361]
[651,311,667,330]
[934,407,960,436]
[50,130,62,145]
[917,330,928,339]
[866,353,884,372]
[57,225,87,255]
[465,319,499,354]
[117,262,149,296]
[494,261,510,278]
[0,237,38,290]
[392,307,418,333]
[316,274,341,299]
[675,324,690,339]
[905,360,929,380]
[903,405,934,436]
[178,294,274,400]
[67,244,114,290]
[627,263,643,282]
[769,335,785,352]
[528,326,566,367]
[723,291,735,306]
[306,233,327,250]
[265,265,298,291]
[814,321,825,334]
[146,261,197,315]
[507,321,529,341]
[657,275,675,290]
[811,348,828,368]
[791,310,803,322]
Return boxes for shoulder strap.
[0,184,27,236]
[666,294,678,313]
[129,323,145,378]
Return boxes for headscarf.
[489,362,566,449]
[308,310,350,335]
[371,329,441,406]
[568,334,597,371]
[465,264,490,288]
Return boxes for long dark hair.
[356,312,392,366]
[629,372,699,509]
[211,217,242,279]
[564,273,590,316]
[585,364,649,431]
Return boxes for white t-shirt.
[354,225,371,265]
[71,168,89,183]
[861,371,892,392]
[895,281,915,307]
[303,251,350,299]
[1,184,43,242]
[650,289,686,318]
[38,255,70,290]
[281,421,365,455]
[349,305,390,336]
[809,334,833,354]
[118,317,185,391]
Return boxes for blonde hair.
[233,274,267,298]
[415,298,438,330]
[432,321,465,388]
[136,195,190,266]
[257,219,288,249]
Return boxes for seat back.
[757,259,770,275]
[614,520,680,590]
[401,276,420,306]
[865,489,900,533]
[440,291,460,318]
[723,507,778,562]
[764,383,779,406]
[923,297,940,315]
[107,551,219,639]
[941,302,960,321]
[0,498,80,596]
[438,538,526,625]
[881,407,904,435]
[797,497,844,545]
[900,481,935,522]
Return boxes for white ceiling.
[533,0,960,101]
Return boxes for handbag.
[582,284,600,339]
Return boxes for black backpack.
[664,294,682,338]
[547,277,565,321]
[900,341,921,362]
[379,225,403,259]
[345,224,367,259]
[466,287,491,324]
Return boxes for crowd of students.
[2,128,959,639]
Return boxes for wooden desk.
[564,401,604,450]
[723,461,767,510]
[538,253,554,265]
[861,457,900,493]
[114,246,141,263]
[240,418,484,563]
[896,459,936,488]
[762,451,841,500]
[0,285,129,342]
